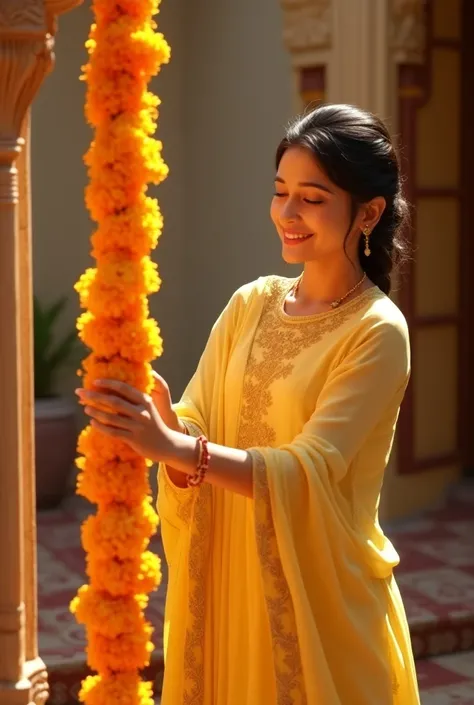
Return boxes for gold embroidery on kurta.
[239,277,377,705]
[239,277,375,449]
[252,448,307,705]
[183,482,212,705]
[161,470,195,524]
[182,419,203,439]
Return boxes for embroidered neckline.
[278,277,383,324]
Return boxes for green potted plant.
[34,295,80,509]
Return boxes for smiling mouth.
[283,231,314,245]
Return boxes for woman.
[78,104,420,704]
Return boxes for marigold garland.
[70,1,170,702]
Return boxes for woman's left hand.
[76,380,173,462]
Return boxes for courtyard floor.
[38,483,474,704]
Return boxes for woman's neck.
[297,259,368,305]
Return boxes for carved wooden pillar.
[18,109,40,668]
[0,1,81,703]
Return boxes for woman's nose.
[281,199,301,222]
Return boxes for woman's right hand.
[151,370,183,433]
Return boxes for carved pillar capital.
[0,0,82,141]
[0,3,52,142]
[389,0,426,64]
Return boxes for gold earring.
[363,227,371,257]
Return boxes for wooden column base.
[0,657,48,705]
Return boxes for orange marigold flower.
[86,622,154,673]
[78,424,155,465]
[77,312,163,361]
[92,0,161,25]
[76,456,150,507]
[80,355,154,395]
[86,552,161,597]
[78,425,140,464]
[81,499,159,560]
[84,73,147,126]
[79,673,154,705]
[91,19,170,80]
[90,196,162,259]
[71,585,149,638]
[73,0,168,691]
[85,120,168,187]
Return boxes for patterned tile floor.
[389,483,474,661]
[37,483,474,703]
[418,651,474,704]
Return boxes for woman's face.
[270,146,360,265]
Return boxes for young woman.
[78,104,420,704]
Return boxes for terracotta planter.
[35,397,77,509]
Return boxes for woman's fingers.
[151,371,170,396]
[84,405,137,430]
[77,388,150,420]
[90,418,131,438]
[93,379,152,406]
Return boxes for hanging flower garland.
[70,1,170,703]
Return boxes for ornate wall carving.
[389,0,426,63]
[280,0,332,53]
[280,0,426,64]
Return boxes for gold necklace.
[291,272,367,309]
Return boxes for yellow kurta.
[157,275,420,705]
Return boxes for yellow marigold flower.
[86,552,161,597]
[76,258,159,318]
[76,256,160,300]
[81,498,159,560]
[87,622,154,673]
[77,312,163,361]
[79,673,155,705]
[71,585,149,638]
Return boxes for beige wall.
[181,0,294,371]
[32,0,293,401]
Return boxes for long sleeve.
[158,281,257,552]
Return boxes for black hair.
[276,103,409,295]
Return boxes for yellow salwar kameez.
[157,275,420,705]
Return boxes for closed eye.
[273,192,324,205]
